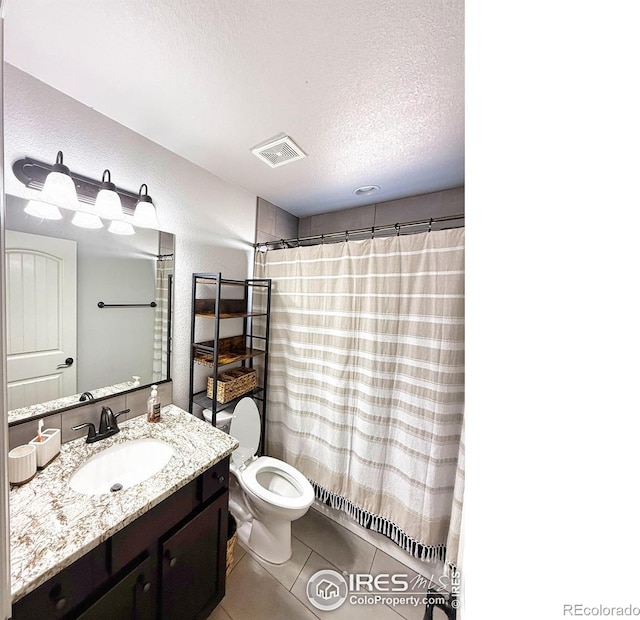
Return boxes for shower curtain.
[254,228,464,561]
[152,257,172,382]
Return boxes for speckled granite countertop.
[10,404,238,602]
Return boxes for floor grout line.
[288,534,309,592]
[219,511,437,620]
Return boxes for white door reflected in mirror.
[5,230,77,409]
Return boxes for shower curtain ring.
[395,223,400,236]
[321,234,325,245]
[346,230,349,242]
[371,226,375,239]
[428,218,433,233]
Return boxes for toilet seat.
[229,398,314,510]
[228,398,261,468]
[240,456,315,510]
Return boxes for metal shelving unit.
[188,273,271,454]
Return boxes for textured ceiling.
[3,1,464,217]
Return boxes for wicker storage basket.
[226,531,238,576]
[226,514,238,576]
[193,335,246,367]
[207,367,257,403]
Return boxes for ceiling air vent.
[252,136,306,168]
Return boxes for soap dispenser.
[147,384,161,423]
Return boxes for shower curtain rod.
[254,213,464,250]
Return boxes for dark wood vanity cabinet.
[77,554,156,620]
[11,457,230,620]
[160,495,227,620]
[10,547,100,619]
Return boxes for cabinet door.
[199,457,229,503]
[11,547,95,619]
[77,554,155,620]
[160,495,228,620]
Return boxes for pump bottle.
[147,385,161,422]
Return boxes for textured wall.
[3,65,257,411]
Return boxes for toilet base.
[237,518,292,565]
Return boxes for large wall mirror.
[5,194,174,424]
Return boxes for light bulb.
[24,199,63,220]
[41,151,80,210]
[72,211,103,229]
[95,170,124,220]
[132,184,160,229]
[108,220,135,235]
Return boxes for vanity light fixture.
[23,199,63,220]
[94,169,124,220]
[41,151,80,210]
[12,155,161,232]
[131,184,160,229]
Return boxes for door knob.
[56,357,74,369]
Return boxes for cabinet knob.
[165,550,177,568]
[49,586,66,611]
[217,475,225,484]
[137,574,151,593]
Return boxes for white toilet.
[205,398,314,564]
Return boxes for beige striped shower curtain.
[254,228,464,560]
[152,258,172,382]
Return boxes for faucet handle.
[113,408,130,420]
[71,422,97,442]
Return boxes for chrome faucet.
[72,406,130,443]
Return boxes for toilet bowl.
[224,398,314,564]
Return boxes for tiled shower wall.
[255,187,464,243]
[255,197,300,244]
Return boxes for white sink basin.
[69,438,173,495]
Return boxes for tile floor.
[208,505,452,620]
